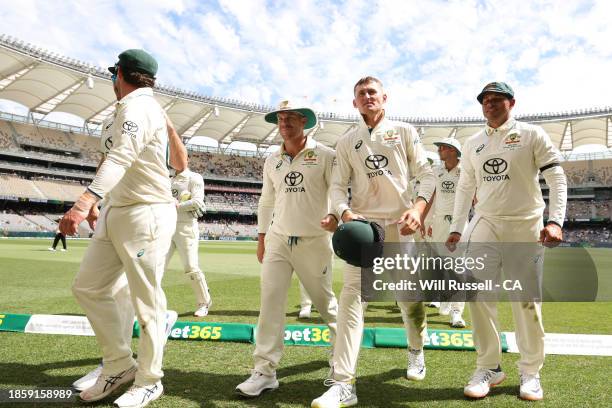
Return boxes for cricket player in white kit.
[168,167,212,316]
[312,77,435,408]
[447,82,567,401]
[236,100,339,397]
[71,87,182,392]
[60,49,178,408]
[426,137,466,327]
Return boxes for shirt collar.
[485,117,516,136]
[279,136,316,158]
[117,87,154,106]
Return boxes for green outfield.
[0,239,610,407]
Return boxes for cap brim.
[264,108,317,129]
[108,66,117,74]
[477,90,513,104]
[433,142,461,156]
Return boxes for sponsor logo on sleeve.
[121,121,139,139]
[355,140,363,150]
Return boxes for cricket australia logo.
[482,158,510,181]
[441,180,455,192]
[284,171,305,192]
[365,154,392,179]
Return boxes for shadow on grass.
[0,358,520,407]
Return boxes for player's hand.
[257,233,266,264]
[341,209,366,223]
[59,191,98,236]
[539,223,563,248]
[397,208,421,235]
[59,207,88,236]
[445,232,461,252]
[86,205,99,230]
[320,214,338,232]
[427,225,433,237]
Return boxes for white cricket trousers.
[432,214,464,314]
[72,203,176,386]
[465,215,545,375]
[253,231,338,376]
[331,220,427,383]
[166,219,211,305]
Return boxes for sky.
[1,0,611,123]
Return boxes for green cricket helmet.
[332,220,385,267]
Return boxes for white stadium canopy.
[1,35,611,155]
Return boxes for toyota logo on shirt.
[365,155,388,170]
[284,171,305,192]
[122,121,139,132]
[482,158,510,181]
[441,180,455,191]
[483,158,508,174]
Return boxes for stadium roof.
[1,35,611,153]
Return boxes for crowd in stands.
[199,219,257,239]
[545,200,611,219]
[189,151,264,181]
[561,160,612,186]
[563,226,610,244]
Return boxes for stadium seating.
[189,151,264,181]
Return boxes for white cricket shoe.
[464,367,506,398]
[235,370,279,397]
[450,310,466,328]
[60,248,67,252]
[299,305,312,319]
[73,364,103,391]
[194,300,212,317]
[113,381,163,408]
[79,366,137,402]
[439,302,452,316]
[406,348,426,380]
[48,247,56,251]
[519,372,543,401]
[164,310,178,338]
[311,380,357,408]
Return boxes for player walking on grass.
[167,167,212,317]
[235,100,339,397]
[422,137,467,328]
[71,73,183,393]
[446,82,567,401]
[311,76,435,408]
[60,49,183,408]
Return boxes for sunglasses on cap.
[111,63,119,82]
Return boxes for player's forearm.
[415,169,435,203]
[88,155,130,199]
[543,165,567,227]
[257,205,274,234]
[167,118,188,172]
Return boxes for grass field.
[0,238,610,407]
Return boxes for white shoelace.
[322,379,352,400]
[408,349,423,368]
[470,368,495,385]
